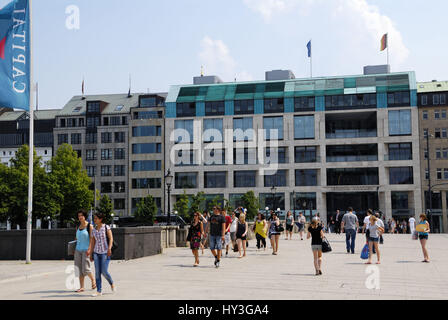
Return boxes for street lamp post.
[165,169,174,226]
[426,133,433,230]
[303,201,307,221]
[293,191,297,219]
[271,186,277,216]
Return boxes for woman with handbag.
[268,212,281,255]
[236,213,249,258]
[365,215,384,265]
[188,212,205,266]
[307,217,324,275]
[417,213,430,263]
[74,210,96,293]
[90,212,116,297]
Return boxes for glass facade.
[263,117,283,140]
[389,167,414,185]
[325,93,376,111]
[294,116,315,139]
[204,171,227,188]
[132,143,162,154]
[326,112,377,139]
[174,120,194,143]
[326,144,378,162]
[387,91,410,107]
[132,178,162,189]
[327,168,379,186]
[295,146,317,163]
[295,170,318,186]
[389,110,411,136]
[203,118,223,142]
[264,170,287,187]
[294,97,315,112]
[132,160,162,172]
[205,101,225,116]
[176,102,196,117]
[264,98,284,113]
[234,171,256,188]
[132,126,162,137]
[388,143,412,161]
[234,100,254,115]
[233,117,253,141]
[175,172,198,189]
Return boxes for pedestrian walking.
[334,210,342,234]
[201,211,209,255]
[391,218,397,234]
[188,212,204,267]
[285,211,294,240]
[417,213,430,263]
[236,213,248,258]
[365,214,384,265]
[74,210,96,293]
[207,206,226,268]
[222,209,232,257]
[229,211,238,252]
[268,212,281,255]
[362,209,373,242]
[90,212,115,297]
[409,215,416,236]
[307,217,324,276]
[254,213,267,251]
[297,212,306,240]
[341,207,359,254]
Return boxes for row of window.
[423,128,448,139]
[420,93,447,106]
[425,168,448,180]
[87,165,126,177]
[85,149,126,161]
[422,109,447,120]
[174,110,412,143]
[58,132,126,145]
[60,116,128,128]
[99,182,126,193]
[176,92,411,117]
[174,167,414,189]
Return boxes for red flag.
[380,34,388,51]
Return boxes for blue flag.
[0,0,31,111]
[307,40,312,58]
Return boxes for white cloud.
[243,0,409,65]
[199,36,253,82]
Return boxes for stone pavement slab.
[0,234,447,300]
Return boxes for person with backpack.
[90,212,116,297]
[74,210,96,293]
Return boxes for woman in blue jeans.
[90,212,116,297]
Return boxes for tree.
[223,198,233,214]
[189,192,205,217]
[134,195,157,224]
[242,191,259,221]
[0,163,11,223]
[49,144,93,226]
[207,195,224,212]
[173,192,189,220]
[97,195,114,225]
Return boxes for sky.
[1,0,448,110]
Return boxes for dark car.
[116,216,152,228]
[154,215,187,228]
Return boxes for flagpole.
[26,0,34,264]
[310,39,313,78]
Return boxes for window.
[389,167,414,185]
[103,117,109,126]
[67,118,77,127]
[114,182,126,193]
[443,148,448,159]
[441,94,447,105]
[71,133,81,145]
[101,149,112,160]
[85,133,97,144]
[437,168,442,180]
[58,134,68,145]
[326,94,376,110]
[435,110,440,119]
[203,149,225,166]
[263,117,283,140]
[175,149,196,166]
[86,116,100,128]
[87,102,100,113]
[114,148,126,160]
[433,95,440,105]
[387,91,410,107]
[392,192,409,210]
[132,126,161,137]
[233,148,257,165]
[388,143,412,161]
[436,148,442,159]
[114,199,125,210]
[115,105,124,112]
[295,170,318,186]
[122,116,128,126]
[113,132,125,143]
[443,128,447,138]
[114,165,125,176]
[132,143,161,154]
[295,97,315,112]
[101,132,112,143]
[86,150,97,161]
[74,150,82,158]
[111,117,121,126]
[79,118,85,127]
[205,101,225,116]
[264,170,287,187]
[422,110,428,120]
[132,178,162,189]
[435,128,441,138]
[295,146,317,163]
[389,110,411,136]
[60,119,66,128]
[203,119,223,143]
[176,102,196,117]
[327,144,378,162]
[234,171,256,188]
[425,169,429,180]
[294,115,315,139]
[175,172,198,189]
[327,168,379,186]
[174,120,194,143]
[234,100,254,115]
[423,129,428,139]
[140,96,157,108]
[86,166,96,177]
[444,169,448,180]
[265,147,288,164]
[259,193,285,211]
[101,182,112,193]
[233,118,254,141]
[421,95,428,106]
[133,111,163,119]
[204,172,227,188]
[101,166,112,177]
[264,98,284,113]
[326,112,377,139]
[132,160,162,172]
[443,110,447,119]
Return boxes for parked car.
[116,216,152,228]
[154,215,187,228]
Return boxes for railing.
[327,155,377,162]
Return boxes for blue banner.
[307,40,312,58]
[0,0,30,111]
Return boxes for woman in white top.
[229,212,238,252]
[366,215,384,265]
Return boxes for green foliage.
[97,194,114,225]
[49,144,93,226]
[0,163,11,223]
[173,192,189,220]
[207,195,224,212]
[189,192,205,217]
[134,195,157,224]
[223,198,233,214]
[242,191,259,221]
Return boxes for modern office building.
[54,93,167,217]
[164,69,423,225]
[417,80,448,233]
[0,109,58,170]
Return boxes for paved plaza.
[0,234,448,300]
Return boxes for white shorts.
[224,232,231,246]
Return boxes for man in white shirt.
[409,216,416,234]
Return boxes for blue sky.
[2,0,448,109]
